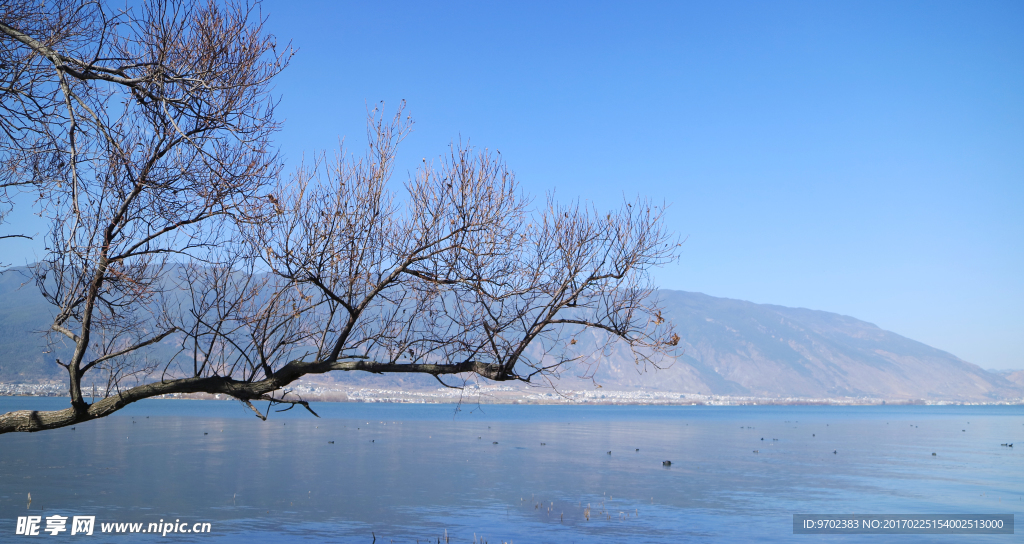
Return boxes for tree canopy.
[0,0,680,433]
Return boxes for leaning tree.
[0,0,680,434]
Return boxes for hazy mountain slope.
[0,268,68,382]
[579,291,1021,401]
[1,267,1019,400]
[0,267,444,388]
[1002,371,1024,388]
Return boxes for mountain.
[995,370,1024,388]
[0,267,1020,401]
[575,290,1022,401]
[0,267,69,383]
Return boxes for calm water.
[0,398,1021,543]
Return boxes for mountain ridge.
[0,268,1019,401]
[575,289,1021,401]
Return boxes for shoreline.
[2,383,1021,406]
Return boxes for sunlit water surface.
[1,398,1021,543]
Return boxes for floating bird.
[328,441,334,444]
[663,460,672,466]
[493,441,498,445]
[833,450,837,454]
[932,453,937,456]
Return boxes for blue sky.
[5,1,1022,369]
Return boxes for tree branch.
[0,357,507,433]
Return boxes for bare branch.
[0,3,680,434]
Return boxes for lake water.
[1,398,1021,543]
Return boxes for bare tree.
[0,0,289,431]
[0,1,680,434]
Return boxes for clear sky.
[4,1,1022,369]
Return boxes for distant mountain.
[998,370,1024,388]
[0,267,1020,401]
[0,267,69,383]
[574,291,1022,401]
[0,266,440,389]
